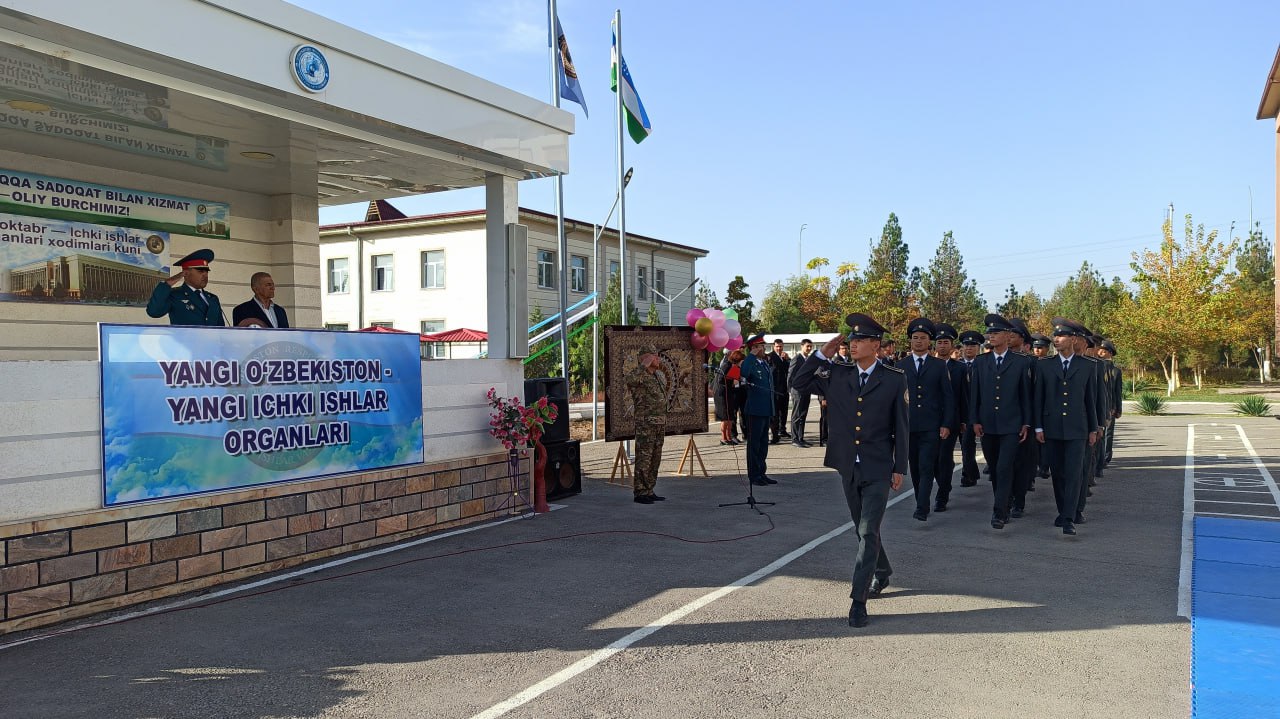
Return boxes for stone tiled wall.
[0,451,526,635]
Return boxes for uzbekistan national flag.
[610,31,651,143]
[553,12,588,116]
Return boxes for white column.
[486,173,519,359]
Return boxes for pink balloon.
[690,332,709,350]
[724,335,743,351]
[723,319,741,337]
[709,327,729,347]
[685,308,705,327]
[704,309,725,324]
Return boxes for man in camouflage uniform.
[628,346,668,504]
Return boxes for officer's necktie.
[196,290,209,307]
[996,355,1003,370]
[860,371,869,388]
[1063,359,1070,373]
[916,357,923,373]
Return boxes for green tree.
[645,301,660,326]
[759,276,810,333]
[725,275,760,337]
[1042,261,1124,336]
[919,231,986,328]
[524,305,559,380]
[1229,222,1275,381]
[996,285,1047,333]
[858,213,915,339]
[693,280,722,310]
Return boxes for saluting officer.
[897,318,955,521]
[1035,318,1099,536]
[791,313,908,628]
[146,249,226,326]
[958,330,984,486]
[969,314,1034,529]
[933,322,966,511]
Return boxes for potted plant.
[486,388,559,512]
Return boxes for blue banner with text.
[99,324,424,506]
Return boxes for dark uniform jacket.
[895,354,955,432]
[968,350,1034,434]
[943,358,967,430]
[739,354,775,417]
[146,283,226,326]
[765,351,790,391]
[1108,363,1124,418]
[787,353,813,392]
[1035,355,1099,440]
[791,355,909,481]
[232,298,290,328]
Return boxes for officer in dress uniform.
[1076,331,1109,522]
[1098,339,1123,469]
[1029,333,1054,478]
[739,334,777,486]
[933,323,966,511]
[146,249,226,326]
[790,313,908,628]
[958,330,984,486]
[627,346,668,504]
[765,339,792,444]
[897,318,955,521]
[1035,318,1099,536]
[1008,317,1040,514]
[969,314,1034,529]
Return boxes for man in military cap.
[1097,339,1123,469]
[146,249,226,326]
[791,313,908,628]
[1035,318,1099,535]
[1076,331,1110,516]
[765,339,792,444]
[933,323,965,507]
[1031,333,1052,359]
[627,346,668,504]
[878,339,897,365]
[957,330,984,486]
[897,318,954,520]
[969,314,1034,529]
[739,334,777,486]
[1008,317,1041,513]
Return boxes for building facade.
[319,206,708,353]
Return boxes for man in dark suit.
[232,272,291,328]
[765,339,791,443]
[1098,339,1123,468]
[146,249,226,326]
[896,318,954,521]
[969,314,1034,529]
[957,330,984,486]
[1008,317,1040,516]
[739,334,776,486]
[933,323,966,511]
[1075,332,1110,521]
[788,339,815,447]
[1030,333,1054,479]
[1036,318,1099,536]
[791,313,908,629]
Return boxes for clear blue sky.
[292,0,1279,309]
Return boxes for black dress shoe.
[651,495,666,501]
[1053,517,1065,527]
[780,432,793,439]
[790,441,807,448]
[1010,507,1024,519]
[1028,482,1036,492]
[960,478,977,487]
[983,466,992,475]
[1039,470,1051,479]
[769,437,780,444]
[848,601,869,628]
[819,441,827,447]
[1062,522,1076,536]
[763,476,778,484]
[634,495,655,504]
[991,514,1006,530]
[869,576,890,597]
[933,502,948,513]
[1074,513,1086,524]
[913,509,928,521]
[719,440,734,446]
[749,478,769,486]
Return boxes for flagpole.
[549,0,570,380]
[613,9,628,327]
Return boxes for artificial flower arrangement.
[485,387,559,449]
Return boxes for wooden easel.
[610,442,633,482]
[675,434,709,477]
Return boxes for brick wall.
[0,451,527,635]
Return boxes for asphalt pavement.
[2,413,1277,718]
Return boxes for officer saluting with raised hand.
[791,313,909,629]
[146,249,226,326]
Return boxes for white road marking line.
[1178,424,1195,618]
[1195,511,1280,520]
[1194,499,1279,506]
[1233,424,1280,512]
[468,486,917,719]
[1214,435,1222,440]
[1224,477,1236,487]
[1218,454,1227,459]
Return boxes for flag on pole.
[552,12,588,116]
[610,31,651,143]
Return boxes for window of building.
[421,250,445,289]
[570,255,587,293]
[537,249,555,289]
[637,266,648,299]
[421,319,446,359]
[608,260,619,278]
[370,321,394,329]
[655,269,666,302]
[371,254,394,291]
[325,323,348,331]
[327,258,349,294]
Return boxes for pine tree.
[920,231,986,327]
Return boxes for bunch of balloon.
[686,307,743,352]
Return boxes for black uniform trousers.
[908,431,940,514]
[1046,439,1087,525]
[746,413,770,481]
[961,425,980,483]
[842,462,893,602]
[790,390,811,441]
[1104,421,1116,465]
[771,391,790,441]
[818,400,829,444]
[936,431,958,504]
[982,433,1021,518]
[1012,434,1037,511]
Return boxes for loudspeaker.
[525,377,570,444]
[543,439,581,499]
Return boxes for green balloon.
[694,317,713,336]
[723,308,739,321]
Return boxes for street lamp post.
[642,277,699,325]
[798,223,808,275]
[590,167,634,442]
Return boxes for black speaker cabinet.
[543,439,581,500]
[525,377,570,444]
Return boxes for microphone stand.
[706,361,775,514]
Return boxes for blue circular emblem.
[291,45,330,92]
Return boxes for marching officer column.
[897,318,954,521]
[957,330,984,486]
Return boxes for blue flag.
[553,13,587,116]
